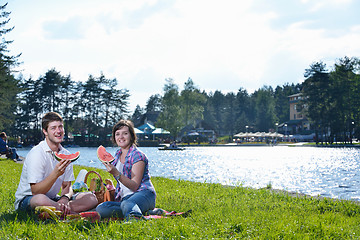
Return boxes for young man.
[14,112,98,215]
[0,132,20,161]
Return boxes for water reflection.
[17,146,360,201]
[142,146,360,201]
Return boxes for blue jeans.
[18,195,33,212]
[10,148,19,160]
[17,194,77,212]
[96,189,156,219]
[1,148,18,160]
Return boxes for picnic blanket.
[144,208,192,219]
[35,206,191,223]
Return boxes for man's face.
[43,121,64,145]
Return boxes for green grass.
[1,160,360,239]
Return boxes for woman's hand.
[103,161,120,177]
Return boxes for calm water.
[17,146,360,201]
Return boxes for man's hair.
[42,112,63,131]
[0,132,7,139]
[112,119,137,146]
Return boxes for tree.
[233,87,251,133]
[15,76,42,132]
[329,57,359,143]
[0,3,21,131]
[38,68,63,113]
[223,92,236,136]
[253,86,276,132]
[80,75,103,133]
[180,78,206,127]
[202,92,218,132]
[131,105,145,126]
[206,90,226,135]
[145,94,162,112]
[0,71,19,130]
[99,74,130,128]
[302,61,330,143]
[156,78,184,138]
[79,73,130,137]
[59,74,76,140]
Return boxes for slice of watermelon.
[97,145,115,163]
[79,211,101,222]
[53,151,80,162]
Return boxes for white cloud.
[6,0,360,111]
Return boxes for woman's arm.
[104,160,145,192]
[119,161,145,192]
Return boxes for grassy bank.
[1,160,360,239]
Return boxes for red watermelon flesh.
[53,151,80,162]
[97,145,115,163]
[79,211,101,222]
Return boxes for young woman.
[96,120,156,220]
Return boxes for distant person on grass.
[14,112,98,215]
[0,132,20,161]
[96,119,156,220]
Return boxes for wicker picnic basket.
[84,170,113,203]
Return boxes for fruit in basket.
[53,151,80,162]
[97,145,115,163]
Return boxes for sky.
[6,0,360,112]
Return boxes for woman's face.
[114,126,132,149]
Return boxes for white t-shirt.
[116,161,134,199]
[14,140,75,210]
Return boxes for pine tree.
[0,3,21,131]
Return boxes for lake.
[16,145,360,202]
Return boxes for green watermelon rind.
[53,151,80,162]
[97,145,115,163]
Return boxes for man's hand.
[54,159,71,177]
[57,197,71,216]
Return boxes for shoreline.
[178,142,360,148]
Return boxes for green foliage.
[254,86,276,132]
[145,94,162,112]
[0,3,21,131]
[302,57,360,144]
[1,160,360,239]
[15,72,130,144]
[180,78,206,127]
[156,78,185,138]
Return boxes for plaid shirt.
[112,145,156,201]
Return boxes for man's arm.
[60,181,73,198]
[30,159,71,195]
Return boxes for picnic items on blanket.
[84,170,115,204]
[35,206,62,221]
[35,206,191,223]
[35,206,101,222]
[144,208,193,219]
